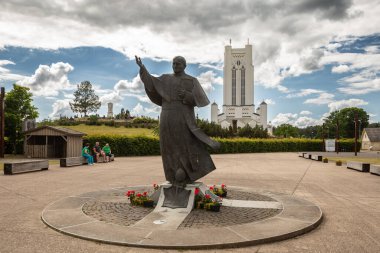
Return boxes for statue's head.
[172,56,186,74]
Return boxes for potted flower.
[210,200,221,212]
[323,158,328,163]
[210,184,227,197]
[153,183,159,191]
[220,184,227,197]
[126,190,136,205]
[336,160,342,166]
[203,194,213,210]
[142,192,154,207]
[194,188,203,209]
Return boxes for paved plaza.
[1,153,379,252]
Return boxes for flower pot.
[143,200,154,207]
[210,205,220,212]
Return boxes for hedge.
[83,135,361,156]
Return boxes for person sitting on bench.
[82,143,94,166]
[102,143,113,162]
[93,141,106,163]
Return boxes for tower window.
[241,66,245,105]
[232,66,236,105]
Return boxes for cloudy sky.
[0,0,379,127]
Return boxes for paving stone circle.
[82,188,281,228]
[41,186,323,249]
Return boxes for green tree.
[273,124,299,138]
[324,107,369,138]
[5,84,39,154]
[70,81,101,117]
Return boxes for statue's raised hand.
[135,55,143,68]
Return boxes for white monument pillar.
[211,102,219,123]
[107,103,113,118]
[259,101,267,129]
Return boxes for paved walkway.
[1,153,379,252]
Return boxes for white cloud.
[114,75,144,94]
[322,51,380,94]
[1,0,379,94]
[264,99,275,105]
[17,62,74,96]
[131,102,160,117]
[196,71,223,93]
[286,89,323,98]
[365,45,380,54]
[331,64,350,73]
[295,116,322,128]
[300,110,312,115]
[271,113,298,126]
[49,99,74,119]
[99,91,123,104]
[0,59,26,81]
[328,98,368,112]
[304,93,335,105]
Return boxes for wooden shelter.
[23,126,86,158]
[361,128,380,151]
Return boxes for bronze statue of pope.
[135,55,220,188]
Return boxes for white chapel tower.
[211,43,268,130]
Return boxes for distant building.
[361,128,380,151]
[107,103,113,118]
[211,43,269,131]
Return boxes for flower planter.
[210,205,220,212]
[143,200,154,208]
[336,161,342,166]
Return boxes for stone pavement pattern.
[1,153,380,252]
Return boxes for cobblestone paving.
[227,190,277,201]
[81,189,281,228]
[82,200,153,226]
[178,206,282,229]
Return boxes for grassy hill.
[61,124,156,137]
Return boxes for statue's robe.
[139,66,219,183]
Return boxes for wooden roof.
[363,128,380,142]
[23,126,86,136]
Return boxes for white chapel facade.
[211,43,268,130]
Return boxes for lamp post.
[322,123,325,152]
[0,87,4,158]
[354,112,358,156]
[336,119,339,154]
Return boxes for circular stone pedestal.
[41,186,322,249]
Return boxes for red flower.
[195,188,200,195]
[205,194,211,199]
[221,184,225,188]
[209,186,214,191]
[137,193,142,197]
[143,192,147,196]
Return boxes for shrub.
[81,136,360,156]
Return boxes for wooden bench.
[4,160,49,175]
[311,155,323,161]
[370,164,380,175]
[60,154,114,167]
[95,154,115,163]
[60,157,88,167]
[346,161,370,172]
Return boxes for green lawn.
[61,124,156,137]
[326,156,380,165]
